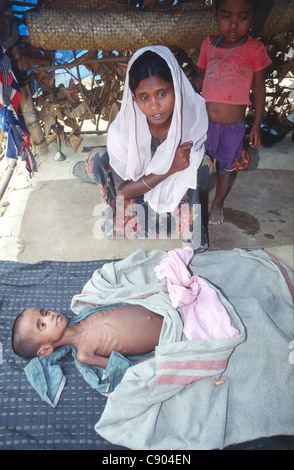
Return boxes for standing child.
[195,0,271,224]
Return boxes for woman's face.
[134,75,175,133]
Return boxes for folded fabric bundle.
[154,247,239,340]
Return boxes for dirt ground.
[0,126,293,268]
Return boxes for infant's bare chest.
[79,308,137,355]
[78,305,161,356]
[81,310,119,346]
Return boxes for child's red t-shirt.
[197,34,272,105]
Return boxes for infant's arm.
[76,350,109,369]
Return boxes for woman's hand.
[116,141,193,199]
[169,141,193,175]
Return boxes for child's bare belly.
[206,102,246,124]
[82,304,163,357]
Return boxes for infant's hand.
[170,141,193,174]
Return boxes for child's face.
[134,75,175,133]
[213,0,254,46]
[21,308,68,356]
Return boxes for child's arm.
[77,350,109,368]
[193,68,205,94]
[249,69,267,149]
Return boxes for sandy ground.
[0,121,293,268]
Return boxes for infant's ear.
[37,345,54,357]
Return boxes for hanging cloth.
[0,45,37,175]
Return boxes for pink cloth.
[197,34,272,105]
[154,247,239,340]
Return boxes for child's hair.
[213,0,258,14]
[129,50,173,94]
[11,310,40,359]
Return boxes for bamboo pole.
[23,55,130,72]
[0,158,17,202]
[73,51,96,124]
[11,45,48,155]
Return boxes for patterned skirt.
[74,147,209,251]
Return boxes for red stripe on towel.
[156,374,207,386]
[156,359,228,371]
[266,252,294,299]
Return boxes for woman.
[74,46,209,250]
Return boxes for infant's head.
[12,308,67,359]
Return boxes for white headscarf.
[107,45,208,213]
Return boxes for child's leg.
[207,121,245,225]
[209,164,237,224]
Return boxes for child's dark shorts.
[205,120,246,171]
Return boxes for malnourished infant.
[12,305,163,368]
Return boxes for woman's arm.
[116,141,193,199]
